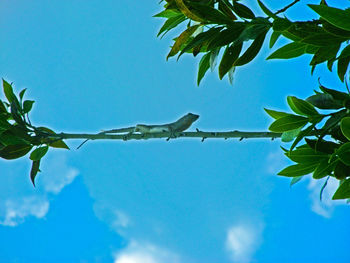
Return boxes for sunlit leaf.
[197,52,211,85]
[267,42,307,60]
[278,163,318,177]
[269,115,309,132]
[332,178,350,200]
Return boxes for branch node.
[201,137,207,142]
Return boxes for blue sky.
[0,0,349,262]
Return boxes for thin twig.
[274,0,301,15]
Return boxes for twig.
[274,0,301,15]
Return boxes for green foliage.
[156,1,350,84]
[266,83,350,200]
[0,79,69,186]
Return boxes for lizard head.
[186,113,199,121]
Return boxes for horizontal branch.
[56,130,282,142]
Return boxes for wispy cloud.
[113,240,180,263]
[308,176,346,218]
[266,150,287,174]
[0,196,49,226]
[0,152,78,227]
[225,223,264,263]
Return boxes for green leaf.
[340,117,350,141]
[23,100,35,114]
[305,138,339,154]
[290,176,303,187]
[234,31,267,66]
[287,96,318,117]
[2,79,15,103]
[257,0,277,19]
[313,158,338,179]
[30,146,49,161]
[323,21,350,38]
[269,115,309,132]
[30,159,41,187]
[278,163,318,177]
[301,33,346,47]
[308,4,350,31]
[332,178,350,200]
[267,42,307,60]
[306,93,343,109]
[174,0,204,22]
[187,2,232,24]
[269,31,281,48]
[0,144,32,160]
[287,147,328,164]
[309,45,340,66]
[236,21,269,42]
[232,2,255,19]
[218,42,242,79]
[157,14,187,37]
[0,130,30,146]
[153,9,181,18]
[49,139,70,150]
[334,161,350,180]
[179,27,223,58]
[337,56,350,82]
[333,142,350,166]
[289,124,316,151]
[338,45,350,60]
[206,24,245,50]
[264,108,290,119]
[319,85,349,101]
[197,52,211,85]
[19,88,27,101]
[272,18,292,32]
[209,48,220,72]
[281,128,301,143]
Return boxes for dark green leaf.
[334,161,350,180]
[305,138,340,154]
[153,9,181,18]
[267,42,307,60]
[2,79,15,103]
[290,124,315,151]
[187,2,232,24]
[313,158,337,179]
[323,21,350,38]
[207,24,245,50]
[272,18,292,32]
[19,88,27,101]
[306,93,343,109]
[23,100,35,114]
[340,117,350,141]
[337,56,350,82]
[30,146,49,161]
[234,31,267,66]
[269,31,281,48]
[209,48,220,72]
[30,159,41,187]
[167,25,200,59]
[319,85,349,100]
[333,142,350,166]
[218,42,242,79]
[308,4,350,31]
[332,178,350,200]
[49,139,70,150]
[268,115,309,132]
[257,0,277,19]
[309,44,340,66]
[264,108,290,119]
[157,14,187,37]
[197,52,211,85]
[338,45,350,60]
[301,33,346,46]
[174,0,204,22]
[278,163,318,177]
[287,147,328,164]
[179,27,223,58]
[232,2,255,19]
[0,144,32,160]
[0,130,30,146]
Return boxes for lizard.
[77,113,199,149]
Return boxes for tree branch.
[274,0,301,15]
[56,130,282,142]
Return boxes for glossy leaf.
[23,100,35,114]
[290,124,315,151]
[305,138,339,154]
[319,85,349,101]
[272,18,292,32]
[30,146,49,161]
[0,144,32,160]
[231,2,255,19]
[264,108,289,119]
[268,115,308,132]
[269,31,281,48]
[340,117,350,141]
[332,178,350,200]
[234,31,267,66]
[306,93,343,109]
[338,45,350,60]
[333,142,350,166]
[337,56,350,82]
[49,140,70,150]
[281,128,300,143]
[187,2,232,24]
[278,163,318,177]
[218,42,242,79]
[313,158,337,179]
[0,130,29,146]
[334,161,350,180]
[287,96,318,117]
[2,79,15,103]
[167,25,200,60]
[157,14,186,37]
[301,33,346,47]
[287,147,328,164]
[267,42,307,60]
[308,4,350,31]
[197,52,211,85]
[19,88,27,101]
[30,159,41,187]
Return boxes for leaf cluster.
[266,82,350,200]
[0,80,69,186]
[155,1,350,84]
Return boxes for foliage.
[156,0,350,200]
[0,79,69,186]
[155,0,350,84]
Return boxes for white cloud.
[308,176,346,218]
[0,196,49,227]
[113,241,180,263]
[225,223,263,263]
[266,150,287,174]
[112,210,131,228]
[40,154,79,194]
